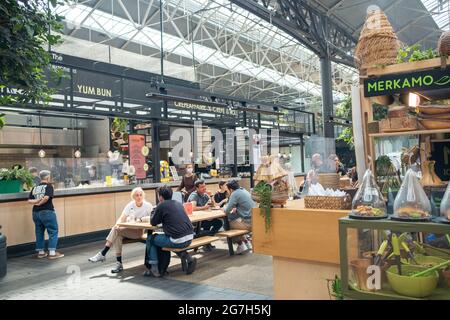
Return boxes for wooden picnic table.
[116,209,226,230]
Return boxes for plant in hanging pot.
[252,181,272,233]
[0,166,34,194]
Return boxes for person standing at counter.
[177,164,197,201]
[224,180,254,255]
[28,170,64,259]
[29,167,41,186]
[88,187,153,273]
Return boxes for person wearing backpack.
[144,186,196,277]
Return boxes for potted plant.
[0,166,34,194]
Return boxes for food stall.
[338,10,450,300]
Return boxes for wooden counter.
[252,199,352,300]
[0,177,240,248]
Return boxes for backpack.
[157,245,171,276]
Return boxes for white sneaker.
[88,252,106,262]
[245,241,253,251]
[235,243,248,255]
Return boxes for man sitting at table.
[188,180,223,250]
[224,180,255,255]
[144,186,196,277]
[88,187,153,273]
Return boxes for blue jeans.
[32,210,59,251]
[146,234,191,265]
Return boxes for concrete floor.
[0,239,273,300]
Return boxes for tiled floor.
[0,239,273,300]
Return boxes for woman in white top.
[88,187,154,273]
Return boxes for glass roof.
[421,0,450,30]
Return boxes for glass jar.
[393,169,431,221]
[350,169,387,219]
[440,182,450,221]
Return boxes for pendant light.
[38,113,45,158]
[74,115,81,158]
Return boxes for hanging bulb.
[38,149,46,158]
[74,149,81,158]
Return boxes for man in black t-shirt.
[28,170,64,259]
[144,186,196,277]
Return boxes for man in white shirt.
[88,187,153,273]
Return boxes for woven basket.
[304,195,352,210]
[355,10,400,70]
[438,31,450,56]
[318,173,340,190]
[251,190,289,205]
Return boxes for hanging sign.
[129,134,146,179]
[431,141,450,181]
[364,68,450,97]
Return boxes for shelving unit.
[370,128,450,138]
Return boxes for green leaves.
[0,166,34,189]
[254,181,272,233]
[434,76,450,86]
[0,0,64,109]
[396,45,439,64]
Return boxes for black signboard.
[72,69,121,99]
[431,141,450,182]
[364,68,450,97]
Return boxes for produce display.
[393,169,432,221]
[396,207,430,219]
[354,205,385,217]
[350,169,387,219]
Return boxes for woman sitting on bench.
[88,187,154,273]
[224,180,254,255]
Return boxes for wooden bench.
[216,229,250,238]
[162,236,220,252]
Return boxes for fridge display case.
[339,218,450,300]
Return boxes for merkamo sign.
[364,68,450,97]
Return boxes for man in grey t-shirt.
[187,180,223,250]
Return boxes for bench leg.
[227,238,234,256]
[176,251,188,272]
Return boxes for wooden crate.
[379,117,418,133]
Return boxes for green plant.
[327,275,344,300]
[0,0,65,107]
[111,117,129,132]
[0,165,34,189]
[396,45,439,64]
[253,181,272,232]
[0,113,5,129]
[335,96,354,149]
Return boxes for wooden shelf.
[365,57,450,77]
[370,128,450,138]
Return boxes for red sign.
[129,134,146,179]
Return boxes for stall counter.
[0,177,240,248]
[252,199,356,300]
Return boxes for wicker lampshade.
[254,155,287,182]
[355,10,400,70]
[438,31,450,56]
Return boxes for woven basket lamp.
[355,10,400,70]
[438,31,450,56]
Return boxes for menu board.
[129,134,146,179]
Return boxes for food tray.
[389,216,432,222]
[348,213,388,220]
[434,217,450,224]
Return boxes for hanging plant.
[253,181,272,232]
[111,117,128,133]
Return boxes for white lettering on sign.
[366,265,381,290]
[173,101,238,116]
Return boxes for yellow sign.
[142,146,149,156]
